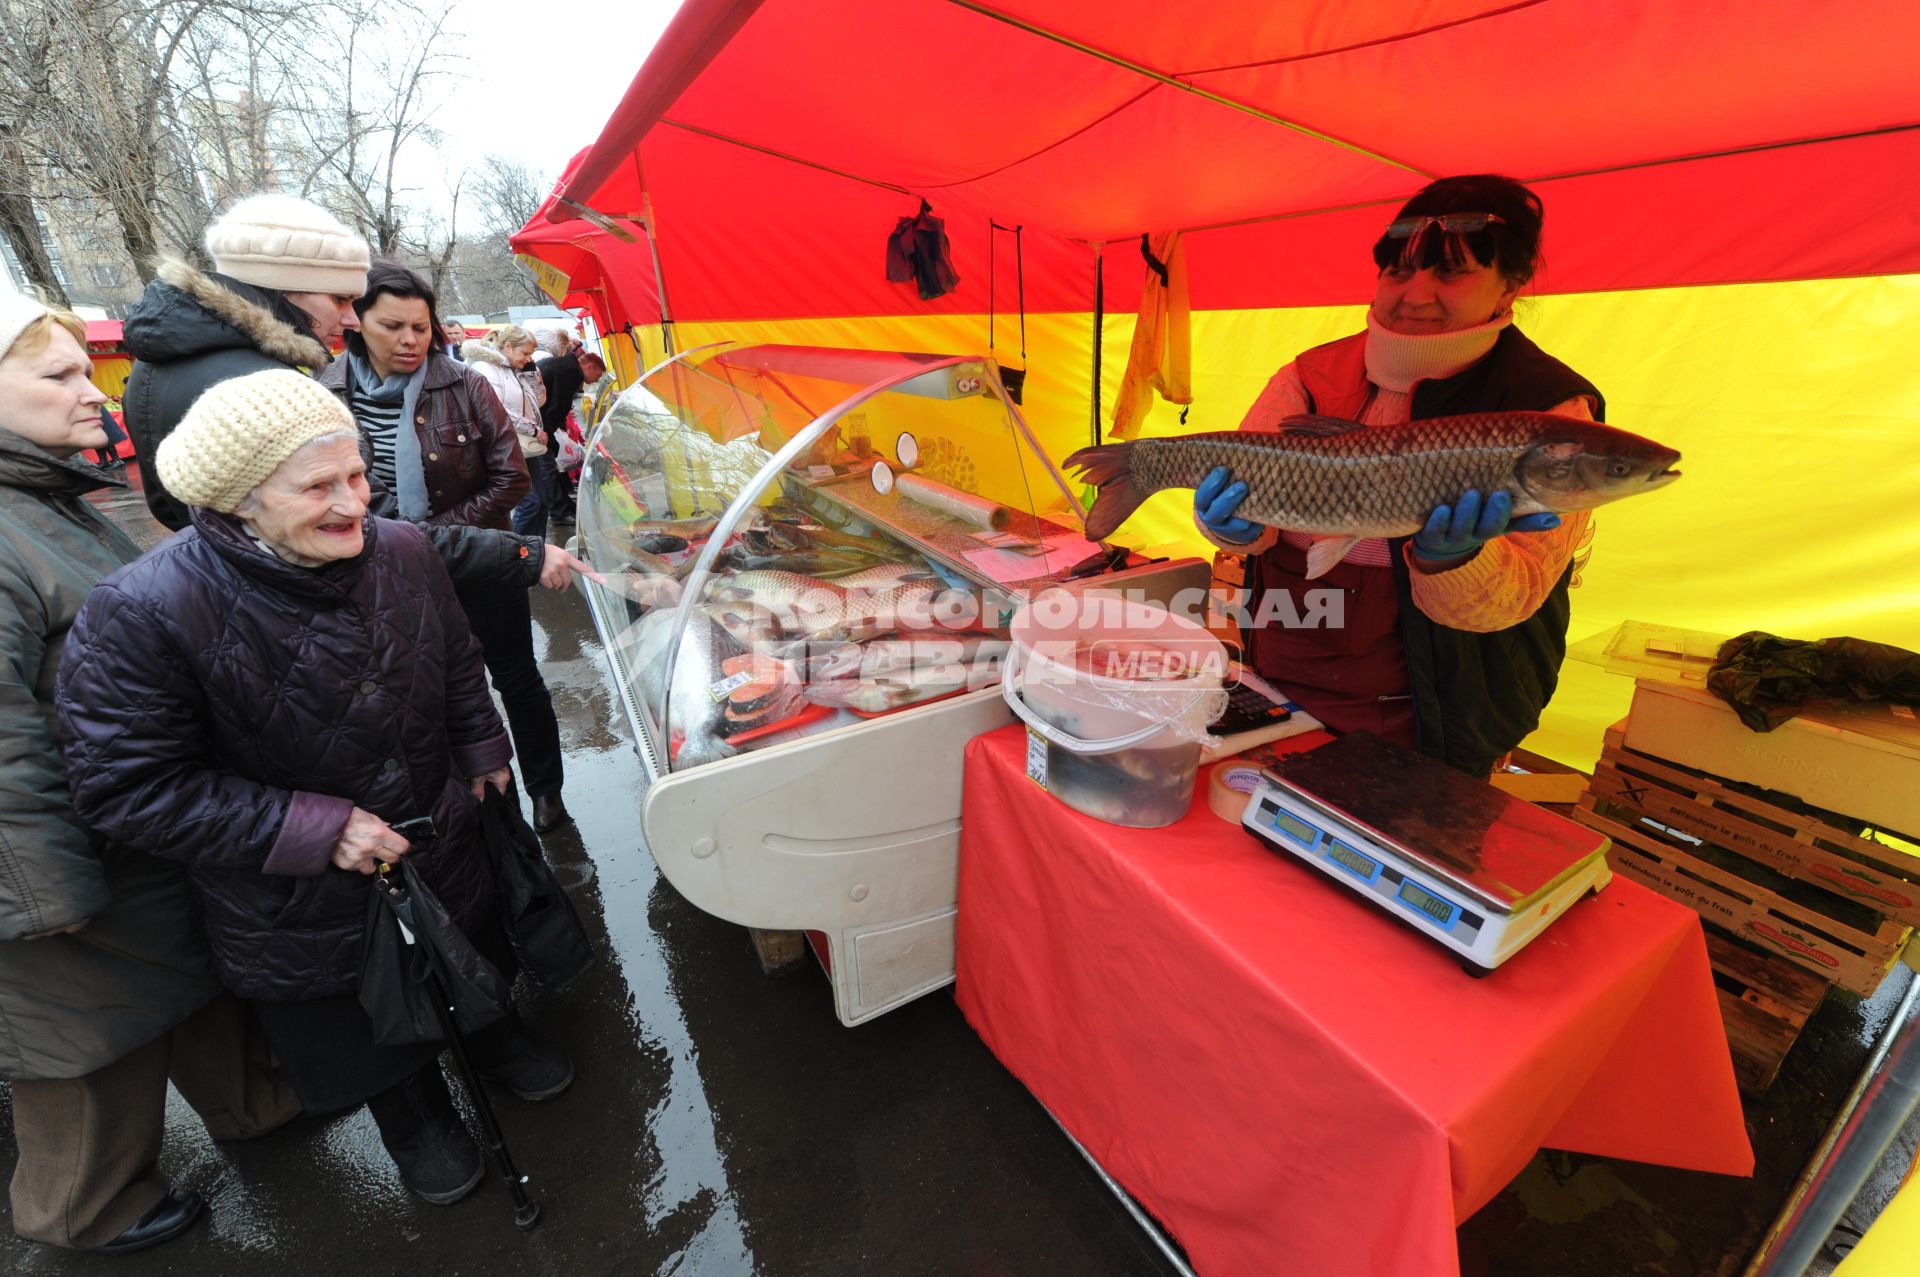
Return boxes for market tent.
[514,0,1920,762]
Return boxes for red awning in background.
[514,0,1920,328]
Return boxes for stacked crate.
[1573,685,1920,1094]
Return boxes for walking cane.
[376,865,542,1230]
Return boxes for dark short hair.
[346,259,443,357]
[1371,174,1544,287]
[578,350,605,369]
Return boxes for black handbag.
[478,789,596,992]
[359,860,514,1046]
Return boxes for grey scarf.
[347,352,431,519]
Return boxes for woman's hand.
[1194,466,1263,544]
[534,428,549,448]
[331,808,412,874]
[468,767,513,800]
[538,544,602,589]
[1412,489,1561,566]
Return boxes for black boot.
[366,1065,484,1205]
[468,1011,574,1101]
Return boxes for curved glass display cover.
[575,343,1099,773]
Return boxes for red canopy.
[515,0,1920,328]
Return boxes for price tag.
[1025,728,1048,790]
[708,670,754,702]
[807,464,836,480]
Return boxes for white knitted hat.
[204,195,371,295]
[0,291,54,366]
[156,370,358,513]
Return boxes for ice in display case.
[574,343,1207,1024]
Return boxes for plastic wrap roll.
[895,473,1012,531]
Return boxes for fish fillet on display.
[1064,412,1681,577]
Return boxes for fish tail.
[1063,441,1148,542]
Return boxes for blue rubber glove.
[1194,466,1263,545]
[1412,489,1561,564]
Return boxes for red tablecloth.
[955,726,1753,1277]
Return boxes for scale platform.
[1243,732,1613,970]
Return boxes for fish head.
[1515,422,1682,511]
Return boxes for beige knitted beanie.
[0,291,54,366]
[205,194,371,295]
[156,370,359,513]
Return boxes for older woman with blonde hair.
[0,295,301,1253]
[57,369,572,1212]
[462,323,556,538]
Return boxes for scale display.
[1242,732,1613,969]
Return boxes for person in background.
[120,194,588,594]
[57,371,573,1211]
[536,343,599,527]
[464,325,556,539]
[1,295,301,1255]
[1194,174,1601,778]
[89,404,126,472]
[122,194,367,532]
[442,319,471,360]
[317,263,574,833]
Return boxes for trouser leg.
[9,1032,171,1249]
[512,453,552,540]
[459,581,565,797]
[165,994,303,1141]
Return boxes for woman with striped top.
[318,262,572,833]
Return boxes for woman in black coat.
[57,370,572,1209]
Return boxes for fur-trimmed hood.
[460,339,508,368]
[123,258,332,370]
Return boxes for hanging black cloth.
[886,199,961,301]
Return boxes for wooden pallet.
[1705,928,1832,1094]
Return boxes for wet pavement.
[1,469,1911,1275]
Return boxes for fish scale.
[1064,410,1683,558]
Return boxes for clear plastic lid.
[575,343,1100,772]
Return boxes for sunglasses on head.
[1385,212,1506,239]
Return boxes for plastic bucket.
[1002,590,1229,828]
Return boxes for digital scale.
[1241,732,1614,970]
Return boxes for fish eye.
[1607,459,1631,478]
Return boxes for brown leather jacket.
[317,351,530,531]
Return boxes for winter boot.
[468,1011,575,1101]
[366,1064,484,1205]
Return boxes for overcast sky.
[429,0,680,231]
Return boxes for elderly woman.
[0,296,300,1253]
[57,370,572,1210]
[317,263,573,834]
[461,324,555,539]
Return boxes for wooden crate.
[1590,727,1920,928]
[1576,734,1911,998]
[1704,928,1832,1094]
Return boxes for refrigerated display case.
[574,343,1206,1024]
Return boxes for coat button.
[428,452,439,461]
[415,414,427,424]
[457,434,468,442]
[384,758,401,773]
[360,680,378,695]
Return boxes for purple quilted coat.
[56,513,512,1000]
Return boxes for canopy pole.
[1090,243,1105,448]
[634,161,678,357]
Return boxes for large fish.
[1064,412,1682,577]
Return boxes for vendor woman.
[1196,174,1600,777]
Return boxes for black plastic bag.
[885,199,960,301]
[1707,632,1920,732]
[480,789,596,992]
[359,861,513,1046]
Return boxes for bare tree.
[0,125,70,304]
